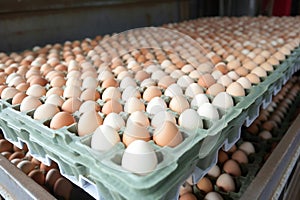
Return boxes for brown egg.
[26,84,46,98]
[45,168,62,190]
[28,169,45,185]
[223,159,241,177]
[8,151,25,161]
[1,151,12,159]
[12,92,27,105]
[135,70,150,82]
[227,59,241,70]
[124,97,145,113]
[143,86,162,102]
[251,67,267,77]
[29,76,48,86]
[218,150,228,164]
[101,78,118,88]
[40,161,58,172]
[53,177,73,200]
[50,76,66,88]
[232,149,248,164]
[262,121,277,131]
[214,62,228,74]
[50,112,76,130]
[0,139,13,152]
[61,97,82,113]
[235,67,249,77]
[122,122,150,147]
[197,177,213,193]
[267,57,280,65]
[246,73,261,84]
[78,110,103,136]
[179,193,197,200]
[102,99,123,115]
[198,74,216,88]
[153,121,183,147]
[1,87,19,99]
[17,160,35,175]
[206,83,225,96]
[243,61,257,70]
[226,82,245,97]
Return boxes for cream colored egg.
[103,113,125,131]
[179,109,203,131]
[236,77,252,89]
[20,96,42,112]
[1,87,19,99]
[91,125,120,152]
[169,95,190,114]
[127,111,150,127]
[34,104,60,120]
[226,82,245,97]
[121,140,157,175]
[102,87,121,101]
[191,94,209,108]
[197,103,219,120]
[124,97,145,113]
[146,97,167,115]
[212,92,234,110]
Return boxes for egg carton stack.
[0,17,300,200]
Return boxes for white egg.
[121,140,157,175]
[103,113,125,131]
[146,97,167,115]
[185,83,204,98]
[127,111,149,127]
[204,192,224,200]
[179,109,203,131]
[212,92,234,110]
[164,83,183,97]
[191,94,209,108]
[197,103,219,120]
[91,125,120,152]
[236,77,252,89]
[177,75,194,89]
[121,86,141,101]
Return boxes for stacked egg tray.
[189,74,300,200]
[0,20,300,200]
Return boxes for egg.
[82,77,98,89]
[12,92,27,105]
[141,78,156,87]
[177,75,194,89]
[218,150,229,164]
[259,130,272,140]
[246,73,260,84]
[123,120,150,147]
[179,182,193,196]
[206,83,225,96]
[179,193,197,200]
[121,140,157,175]
[103,113,125,131]
[198,74,216,88]
[143,86,162,102]
[34,104,60,120]
[169,95,190,114]
[185,83,204,98]
[53,177,73,200]
[197,103,219,120]
[50,112,76,130]
[260,62,274,72]
[191,94,210,108]
[179,109,203,131]
[216,173,235,192]
[127,111,150,127]
[153,121,183,147]
[45,94,64,107]
[251,67,267,77]
[78,110,103,136]
[239,141,255,155]
[102,99,123,115]
[16,83,30,92]
[124,97,145,113]
[61,97,82,113]
[91,125,120,151]
[78,100,101,114]
[120,77,137,89]
[1,87,19,99]
[122,86,141,101]
[207,165,221,178]
[212,92,234,110]
[80,88,100,101]
[146,97,167,115]
[226,82,245,97]
[164,83,183,97]
[197,177,213,193]
[204,192,224,200]
[217,75,233,87]
[151,111,176,128]
[227,59,241,70]
[63,85,81,98]
[46,87,64,97]
[231,150,249,164]
[102,87,121,101]
[223,159,241,177]
[236,77,252,89]
[20,96,42,112]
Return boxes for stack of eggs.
[0,16,299,175]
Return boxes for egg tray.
[192,80,300,200]
[0,49,300,200]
